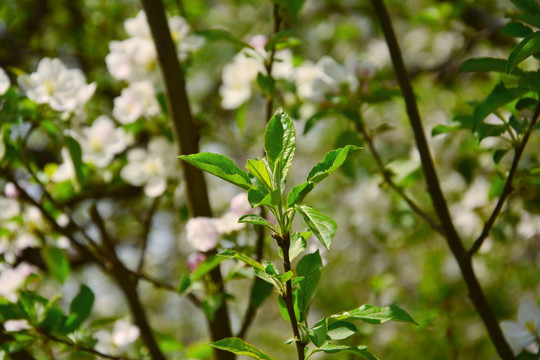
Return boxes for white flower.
[51,147,76,183]
[124,10,151,38]
[0,263,35,302]
[120,137,177,197]
[4,319,31,332]
[501,299,540,354]
[216,193,254,234]
[219,50,264,109]
[95,319,140,355]
[106,37,160,84]
[73,115,129,167]
[113,81,160,124]
[18,58,96,113]
[0,67,10,95]
[185,217,220,252]
[230,193,253,216]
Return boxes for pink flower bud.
[186,252,207,272]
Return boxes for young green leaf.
[502,21,533,38]
[218,249,266,272]
[307,145,361,184]
[239,214,277,232]
[310,344,379,360]
[246,158,273,190]
[296,251,323,321]
[65,136,86,190]
[286,181,315,207]
[42,246,71,283]
[460,58,523,76]
[179,153,252,190]
[473,83,527,127]
[330,304,417,325]
[295,205,337,250]
[191,255,225,283]
[327,321,357,340]
[308,318,328,347]
[288,232,309,261]
[507,31,540,73]
[195,29,254,50]
[250,278,274,308]
[64,285,94,332]
[264,108,296,187]
[210,337,275,360]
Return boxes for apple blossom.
[120,137,177,197]
[3,319,31,332]
[51,147,76,183]
[0,66,10,95]
[501,299,540,355]
[72,115,129,167]
[18,57,96,113]
[113,81,160,124]
[185,217,220,252]
[187,252,207,272]
[0,263,36,302]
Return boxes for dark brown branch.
[354,120,444,234]
[140,1,233,359]
[90,206,167,360]
[468,100,540,257]
[369,1,515,359]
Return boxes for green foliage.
[42,246,71,284]
[210,338,275,360]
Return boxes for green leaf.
[286,181,315,207]
[296,251,323,321]
[179,153,252,190]
[64,285,94,332]
[264,108,296,188]
[218,250,266,272]
[507,31,540,73]
[42,247,70,283]
[493,149,510,164]
[516,97,537,110]
[40,303,68,335]
[511,0,540,17]
[327,321,357,340]
[295,205,337,250]
[306,145,361,184]
[303,108,338,134]
[203,294,223,322]
[473,83,527,126]
[250,278,274,308]
[273,0,305,16]
[65,137,86,190]
[431,124,461,136]
[239,214,277,232]
[288,232,308,261]
[264,30,294,52]
[311,344,379,360]
[257,73,275,96]
[475,123,508,142]
[246,158,273,190]
[195,29,253,50]
[191,255,224,283]
[461,58,508,73]
[210,338,275,360]
[502,21,533,38]
[308,318,328,347]
[509,115,529,133]
[331,304,417,325]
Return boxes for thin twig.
[369,1,515,359]
[355,120,444,234]
[468,100,540,257]
[43,333,135,360]
[137,197,160,273]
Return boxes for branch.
[42,333,135,360]
[90,206,167,360]
[369,1,515,359]
[468,100,540,257]
[140,1,234,359]
[137,197,160,273]
[354,120,444,234]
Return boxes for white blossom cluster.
[219,35,376,110]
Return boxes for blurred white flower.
[216,193,254,234]
[113,81,160,124]
[106,37,160,84]
[4,183,18,199]
[295,60,327,102]
[18,58,96,113]
[4,319,31,332]
[220,49,264,109]
[0,263,35,302]
[0,67,10,95]
[95,319,140,355]
[501,299,540,355]
[124,10,151,38]
[120,137,177,197]
[219,36,293,109]
[51,147,76,183]
[73,115,129,167]
[185,217,220,252]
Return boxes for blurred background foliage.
[1,0,539,359]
